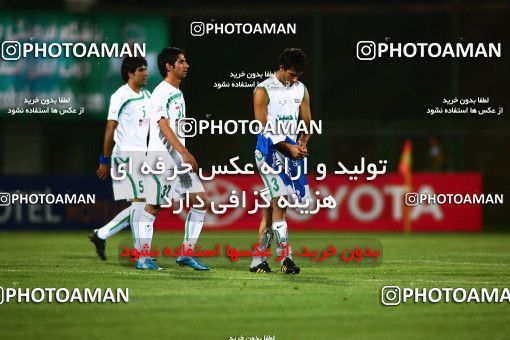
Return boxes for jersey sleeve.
[107,93,122,121]
[166,92,183,119]
[150,90,167,123]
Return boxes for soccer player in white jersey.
[141,47,210,271]
[89,57,153,267]
[250,48,311,274]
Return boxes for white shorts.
[144,151,205,206]
[111,152,146,201]
[255,149,287,199]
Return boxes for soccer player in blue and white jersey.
[89,57,154,268]
[250,48,312,274]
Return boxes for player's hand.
[182,150,199,172]
[289,144,309,160]
[297,141,309,155]
[97,164,110,180]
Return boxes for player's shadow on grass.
[163,272,212,280]
[113,260,212,279]
[67,254,100,260]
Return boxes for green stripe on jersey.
[259,171,275,199]
[110,216,129,233]
[168,92,182,103]
[151,174,162,205]
[129,209,134,235]
[184,213,191,241]
[165,92,183,119]
[117,91,146,119]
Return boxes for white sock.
[272,220,292,263]
[138,210,156,261]
[97,206,130,239]
[130,202,146,249]
[250,226,274,268]
[250,242,267,268]
[182,208,206,251]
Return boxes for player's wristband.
[99,154,111,165]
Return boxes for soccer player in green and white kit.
[89,57,155,268]
[250,48,311,274]
[141,47,210,271]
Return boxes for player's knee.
[145,204,160,216]
[190,192,209,210]
[271,198,286,220]
[200,195,210,210]
[266,207,273,225]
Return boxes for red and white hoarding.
[155,173,482,232]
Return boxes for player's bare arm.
[297,87,311,154]
[158,117,198,171]
[253,87,268,125]
[97,120,118,180]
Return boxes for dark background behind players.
[0,0,508,227]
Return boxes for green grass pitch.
[0,231,509,339]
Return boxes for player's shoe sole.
[89,229,107,260]
[176,256,210,271]
[249,260,272,273]
[281,257,300,274]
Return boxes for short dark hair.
[279,48,306,73]
[158,47,185,78]
[121,57,147,83]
